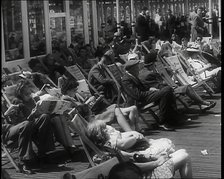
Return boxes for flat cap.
[124,60,140,71]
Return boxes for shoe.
[201,101,216,111]
[18,163,35,174]
[133,154,149,163]
[158,124,175,131]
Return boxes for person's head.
[146,10,150,16]
[160,42,173,57]
[124,60,140,76]
[197,7,203,16]
[78,47,87,58]
[44,54,55,66]
[195,36,202,44]
[144,49,158,70]
[100,54,113,65]
[148,37,157,50]
[108,162,143,179]
[87,120,109,146]
[167,9,172,15]
[156,8,161,14]
[61,77,79,97]
[181,37,188,47]
[141,7,148,15]
[15,80,34,102]
[28,58,46,73]
[194,6,198,13]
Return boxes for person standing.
[154,9,164,38]
[135,7,149,42]
[191,7,206,42]
[165,9,176,39]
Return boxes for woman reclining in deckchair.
[87,119,192,179]
[59,76,143,133]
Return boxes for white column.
[21,0,30,62]
[218,0,221,41]
[65,1,71,47]
[44,0,51,54]
[92,0,98,48]
[208,0,212,37]
[116,0,120,33]
[83,0,89,44]
[101,0,105,38]
[1,9,6,67]
[131,0,135,36]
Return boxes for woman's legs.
[169,149,192,178]
[114,107,132,132]
[120,106,140,131]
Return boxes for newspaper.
[31,94,73,116]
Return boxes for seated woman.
[88,120,192,179]
[14,80,78,158]
[60,76,142,132]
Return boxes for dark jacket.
[135,14,149,41]
[88,63,116,101]
[121,72,154,106]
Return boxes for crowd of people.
[1,5,221,179]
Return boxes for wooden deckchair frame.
[163,55,214,96]
[68,113,116,167]
[176,52,216,95]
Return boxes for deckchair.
[73,157,119,179]
[64,64,110,109]
[176,52,218,92]
[1,113,20,172]
[105,63,160,129]
[154,58,190,109]
[163,55,214,96]
[68,113,123,167]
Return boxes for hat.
[144,50,158,66]
[124,60,140,71]
[127,53,138,61]
[4,104,20,116]
[114,31,121,37]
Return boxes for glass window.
[27,0,46,57]
[87,0,93,42]
[69,1,84,44]
[49,0,66,50]
[2,1,24,61]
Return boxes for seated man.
[121,58,190,131]
[139,50,216,111]
[88,54,118,103]
[88,119,193,179]
[2,104,55,174]
[14,80,78,158]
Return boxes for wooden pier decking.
[2,93,221,179]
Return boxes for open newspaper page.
[30,94,73,117]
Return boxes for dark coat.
[121,72,154,106]
[135,14,149,41]
[88,63,116,101]
[191,14,205,42]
